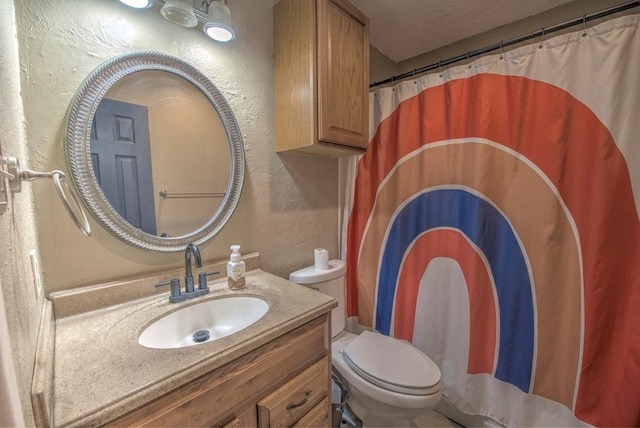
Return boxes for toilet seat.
[342,331,441,396]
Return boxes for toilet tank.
[289,260,346,338]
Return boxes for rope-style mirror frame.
[66,51,245,252]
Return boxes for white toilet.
[289,260,442,427]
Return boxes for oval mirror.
[66,51,245,252]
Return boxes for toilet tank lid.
[289,260,346,284]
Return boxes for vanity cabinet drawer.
[292,397,330,427]
[257,357,328,426]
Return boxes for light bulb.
[118,0,153,8]
[205,25,234,42]
[203,0,235,42]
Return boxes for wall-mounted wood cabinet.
[274,0,370,157]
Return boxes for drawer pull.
[286,390,312,410]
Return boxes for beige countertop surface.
[51,265,335,427]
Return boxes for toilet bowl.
[289,259,442,427]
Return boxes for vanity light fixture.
[116,0,235,42]
[203,0,235,42]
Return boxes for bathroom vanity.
[108,317,330,427]
[42,255,336,427]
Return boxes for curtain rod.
[370,0,640,88]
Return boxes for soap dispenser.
[227,245,246,289]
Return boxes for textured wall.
[14,0,340,294]
[369,46,397,85]
[0,0,44,425]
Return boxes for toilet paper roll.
[314,248,329,270]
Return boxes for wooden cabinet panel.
[222,416,240,427]
[257,357,328,426]
[234,405,258,427]
[273,0,316,154]
[292,397,330,428]
[274,0,370,157]
[317,0,369,149]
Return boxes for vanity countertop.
[51,267,335,427]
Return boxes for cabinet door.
[257,357,329,427]
[317,0,369,150]
[273,0,317,154]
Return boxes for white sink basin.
[138,296,269,349]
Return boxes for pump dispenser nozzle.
[230,245,241,262]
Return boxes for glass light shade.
[160,0,198,28]
[203,0,235,42]
[118,0,153,8]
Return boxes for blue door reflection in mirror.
[91,99,157,235]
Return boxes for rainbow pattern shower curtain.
[344,15,640,427]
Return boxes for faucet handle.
[156,278,187,303]
[197,271,220,294]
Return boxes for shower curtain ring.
[438,60,443,77]
[499,40,504,60]
[412,69,417,84]
[582,13,588,37]
[467,52,471,69]
[538,27,545,49]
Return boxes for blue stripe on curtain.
[376,188,534,392]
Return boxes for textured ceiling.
[348,0,577,62]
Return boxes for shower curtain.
[343,15,640,427]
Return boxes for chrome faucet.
[184,243,202,295]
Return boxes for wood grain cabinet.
[274,0,370,156]
[105,315,331,427]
